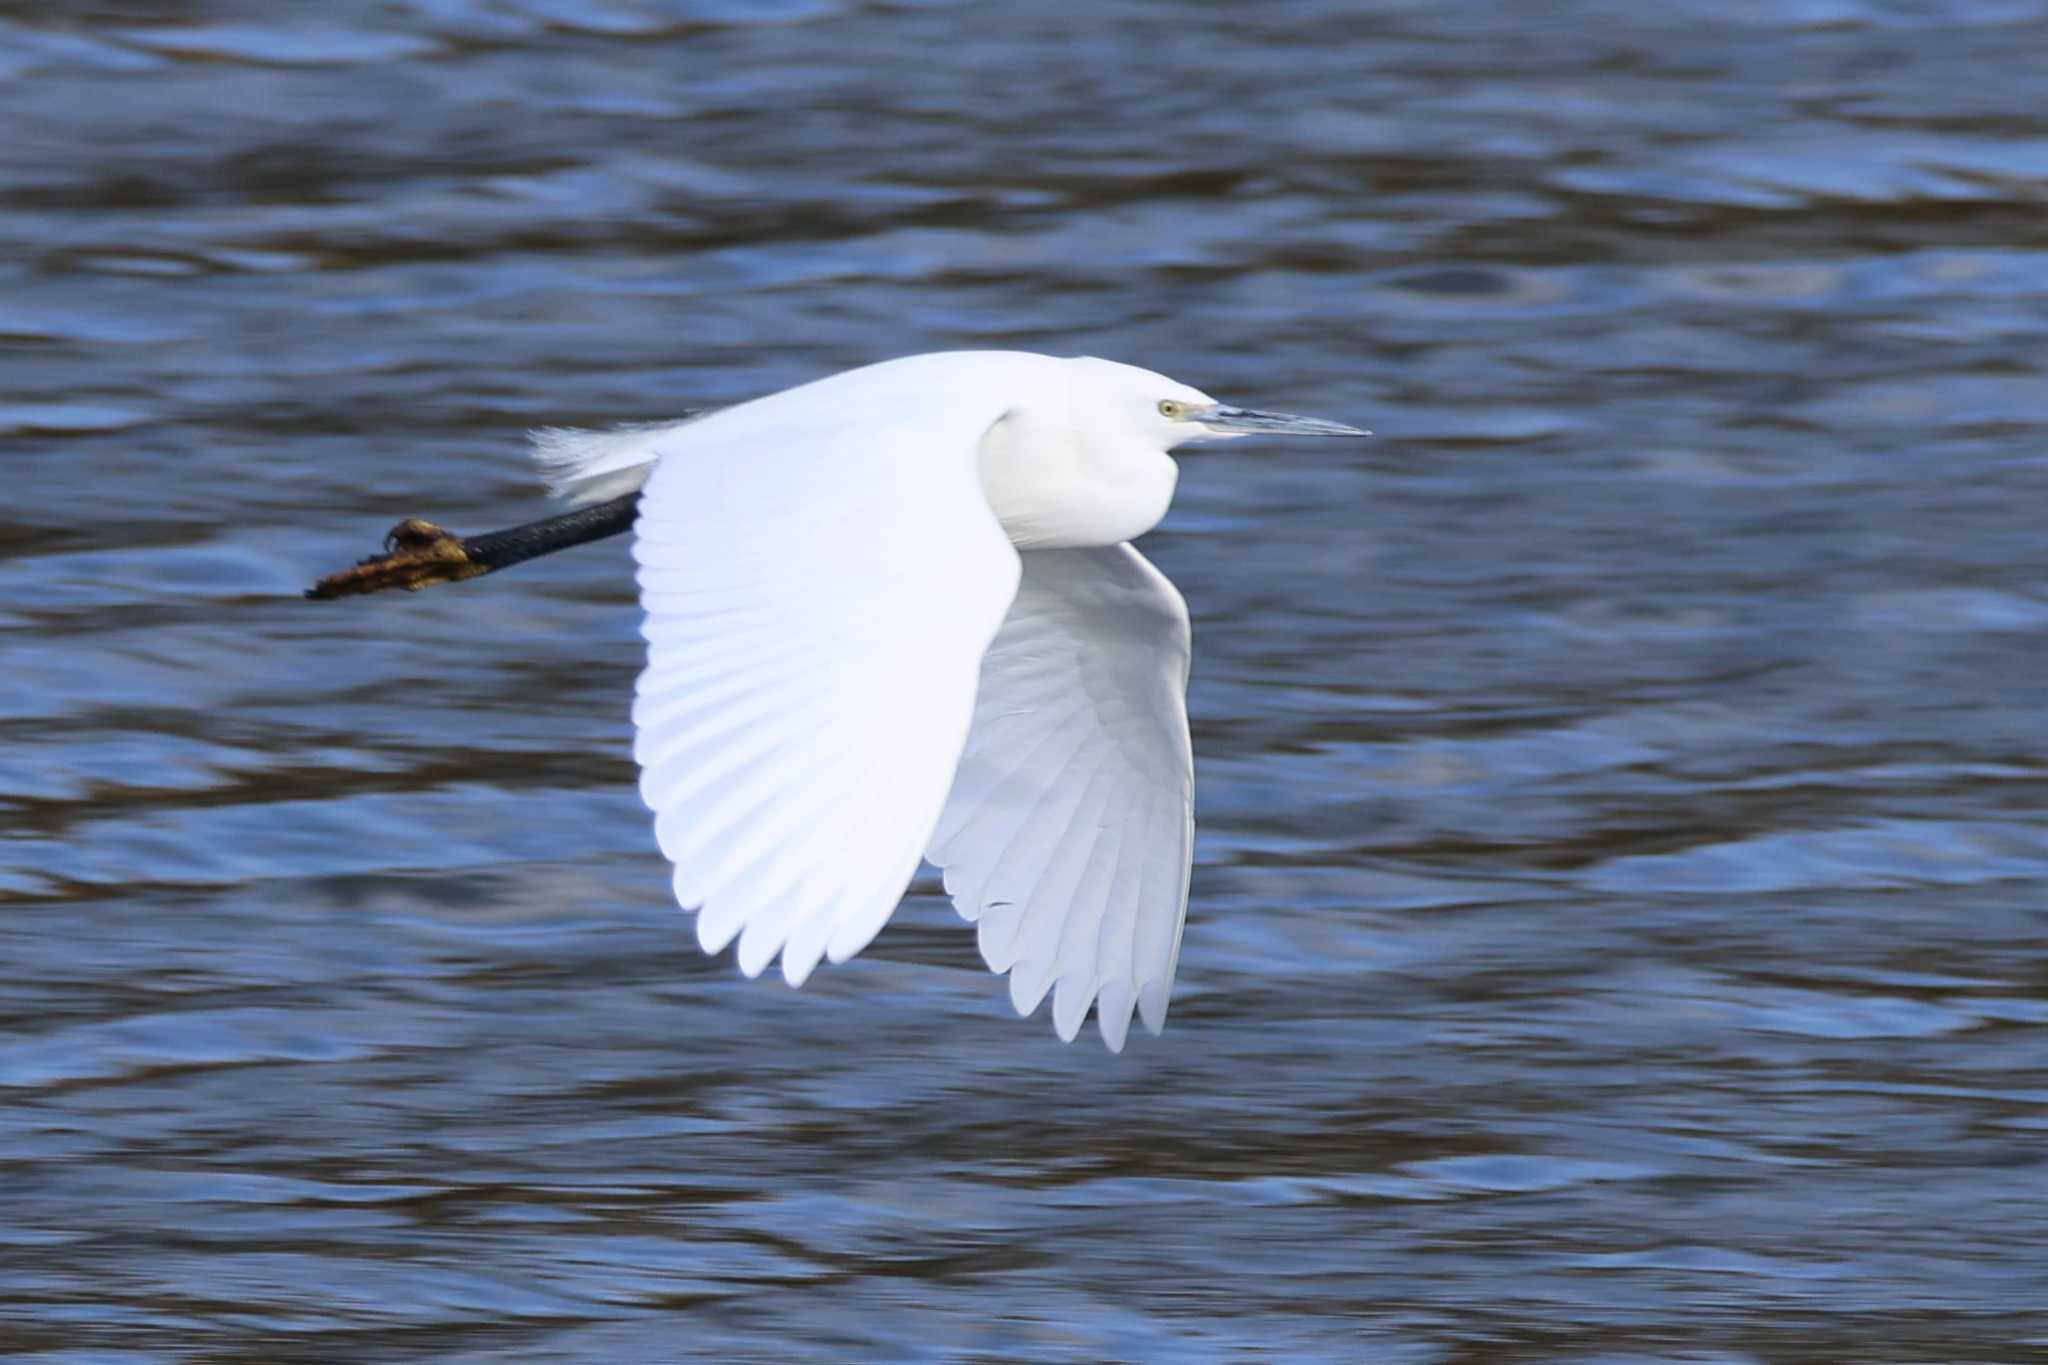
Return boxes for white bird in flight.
[311,351,1366,1049]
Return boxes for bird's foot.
[305,518,486,600]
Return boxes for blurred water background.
[4,1,2048,1359]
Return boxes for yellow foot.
[306,518,486,600]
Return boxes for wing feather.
[929,544,1195,1049]
[630,385,1020,989]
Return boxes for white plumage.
[928,544,1192,1050]
[533,351,1362,1049]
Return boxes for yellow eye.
[1157,399,1185,419]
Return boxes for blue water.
[4,1,2048,1359]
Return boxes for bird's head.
[973,351,1371,549]
[1067,356,1370,454]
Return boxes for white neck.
[975,367,1180,550]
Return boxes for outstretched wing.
[630,394,1020,988]
[927,544,1195,1050]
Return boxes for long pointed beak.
[1194,404,1371,438]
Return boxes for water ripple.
[2,0,2046,1358]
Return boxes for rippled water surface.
[5,2,2048,1359]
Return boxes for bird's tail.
[529,413,708,505]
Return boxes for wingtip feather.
[1096,982,1134,1051]
[735,916,783,978]
[1138,976,1172,1035]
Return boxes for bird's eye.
[1157,399,1185,419]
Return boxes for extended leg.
[306,491,641,600]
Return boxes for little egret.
[310,351,1366,1049]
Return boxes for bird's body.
[316,350,1363,1049]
